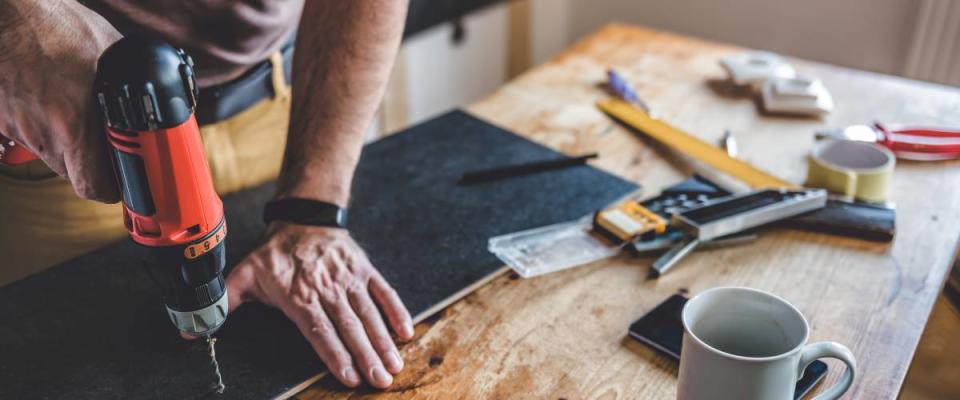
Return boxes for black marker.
[458,153,599,184]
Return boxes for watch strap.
[263,198,348,228]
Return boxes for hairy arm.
[277,0,408,205]
[0,0,120,201]
[225,0,413,389]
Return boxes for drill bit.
[206,336,226,394]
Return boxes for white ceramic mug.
[677,287,856,400]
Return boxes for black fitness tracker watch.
[262,198,348,229]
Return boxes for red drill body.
[106,117,224,251]
[94,37,229,336]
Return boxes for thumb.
[225,259,264,314]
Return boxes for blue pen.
[607,69,652,114]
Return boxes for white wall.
[401,5,509,124]
[529,0,573,66]
[551,0,919,75]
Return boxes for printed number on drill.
[185,224,228,259]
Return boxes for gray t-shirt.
[81,0,303,87]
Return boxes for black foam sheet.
[0,110,637,399]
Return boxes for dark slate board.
[0,110,637,399]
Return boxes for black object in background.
[640,175,732,220]
[405,0,505,38]
[781,199,896,242]
[0,110,638,400]
[797,361,829,399]
[629,294,688,359]
[639,175,896,242]
[458,153,598,184]
[628,294,828,399]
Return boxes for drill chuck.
[94,37,229,336]
[167,292,229,337]
[146,219,229,336]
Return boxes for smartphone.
[628,294,828,399]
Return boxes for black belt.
[195,42,294,126]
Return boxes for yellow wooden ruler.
[596,99,799,190]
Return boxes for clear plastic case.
[488,215,623,278]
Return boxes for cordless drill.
[0,37,228,337]
[96,37,228,337]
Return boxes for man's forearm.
[278,0,409,206]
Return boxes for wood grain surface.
[296,24,960,399]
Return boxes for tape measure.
[596,99,799,190]
[593,200,667,242]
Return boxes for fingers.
[322,291,394,389]
[207,228,413,390]
[347,286,404,374]
[283,301,362,388]
[65,106,119,203]
[369,273,414,340]
[61,143,118,203]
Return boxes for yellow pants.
[0,53,291,287]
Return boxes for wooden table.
[300,24,960,399]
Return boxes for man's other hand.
[225,223,414,388]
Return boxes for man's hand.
[225,223,414,388]
[0,0,121,202]
[257,1,410,388]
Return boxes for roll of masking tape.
[805,140,895,203]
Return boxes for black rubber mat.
[0,110,637,399]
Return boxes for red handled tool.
[817,122,960,161]
[0,37,228,337]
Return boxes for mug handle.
[797,341,857,400]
